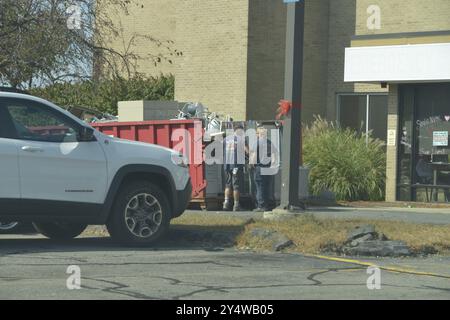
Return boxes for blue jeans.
[255,166,272,209]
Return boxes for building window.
[337,94,388,142]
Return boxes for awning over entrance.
[344,43,450,83]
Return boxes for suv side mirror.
[78,126,95,142]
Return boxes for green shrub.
[30,75,174,115]
[303,116,386,201]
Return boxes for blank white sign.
[345,43,450,83]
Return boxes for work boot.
[223,200,232,211]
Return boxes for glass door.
[398,83,450,203]
[397,86,415,201]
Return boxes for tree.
[0,0,180,88]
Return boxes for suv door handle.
[21,146,44,153]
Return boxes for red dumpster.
[92,120,208,201]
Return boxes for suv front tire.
[106,181,170,246]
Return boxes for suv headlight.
[179,156,189,168]
[172,153,189,168]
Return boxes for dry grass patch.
[85,214,450,255]
[236,215,450,255]
[172,214,245,228]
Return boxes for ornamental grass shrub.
[303,116,386,201]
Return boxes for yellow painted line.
[305,254,450,280]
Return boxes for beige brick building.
[346,0,450,202]
[110,0,450,203]
[110,0,333,121]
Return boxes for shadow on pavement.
[0,224,244,255]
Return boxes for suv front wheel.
[107,181,170,246]
[32,222,87,240]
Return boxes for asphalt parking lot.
[1,232,449,300]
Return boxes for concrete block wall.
[118,100,182,121]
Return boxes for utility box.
[118,100,183,121]
[298,166,310,200]
[205,164,223,196]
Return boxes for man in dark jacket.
[250,125,278,212]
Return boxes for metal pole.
[366,94,370,146]
[279,1,305,210]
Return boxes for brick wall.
[106,0,450,124]
[245,0,286,121]
[107,0,333,122]
[105,0,178,76]
[246,0,331,122]
[355,0,450,35]
[174,0,250,121]
[325,0,357,120]
[385,84,399,202]
[301,0,330,122]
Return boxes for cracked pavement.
[0,234,449,300]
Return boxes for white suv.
[0,91,191,245]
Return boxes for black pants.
[254,166,273,209]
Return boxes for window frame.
[336,92,389,143]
